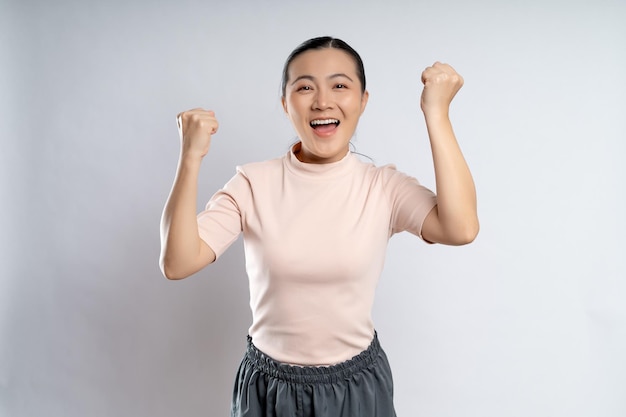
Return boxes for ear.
[360,90,369,115]
[281,96,288,114]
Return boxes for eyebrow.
[290,73,355,86]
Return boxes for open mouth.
[310,118,340,134]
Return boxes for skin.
[281,48,369,164]
[159,48,478,280]
[418,62,479,245]
[159,109,218,279]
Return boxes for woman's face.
[282,48,369,164]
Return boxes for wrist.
[178,152,204,170]
[422,108,450,124]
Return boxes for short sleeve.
[197,169,250,259]
[383,166,437,239]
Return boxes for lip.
[312,126,337,138]
[309,119,340,138]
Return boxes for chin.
[302,141,349,162]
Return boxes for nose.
[312,87,333,110]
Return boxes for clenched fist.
[420,62,464,115]
[176,108,219,159]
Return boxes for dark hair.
[281,36,366,98]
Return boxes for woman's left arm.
[419,62,479,245]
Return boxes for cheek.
[286,106,309,132]
[340,95,362,113]
[286,98,307,119]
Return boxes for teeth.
[310,119,339,126]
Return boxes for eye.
[297,85,312,92]
[335,84,347,89]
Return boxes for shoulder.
[360,160,434,207]
[359,159,414,186]
[236,154,286,179]
[216,155,286,203]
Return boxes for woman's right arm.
[159,109,219,280]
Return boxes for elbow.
[455,220,480,245]
[162,268,186,281]
[159,256,189,281]
[160,263,179,280]
[425,205,479,246]
[439,218,479,246]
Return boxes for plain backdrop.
[1,0,625,416]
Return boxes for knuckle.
[189,113,202,124]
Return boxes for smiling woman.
[282,46,369,163]
[159,36,478,417]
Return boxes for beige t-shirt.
[197,146,437,365]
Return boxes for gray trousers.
[231,332,397,417]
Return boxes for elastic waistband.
[244,332,382,384]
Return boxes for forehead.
[288,48,357,78]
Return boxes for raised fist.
[176,108,219,158]
[420,62,464,115]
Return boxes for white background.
[1,0,625,416]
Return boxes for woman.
[160,36,478,417]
